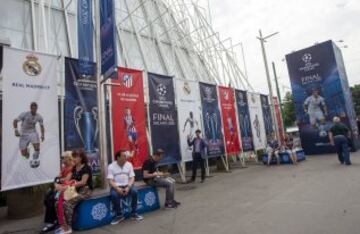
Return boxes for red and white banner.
[273,97,285,145]
[218,86,241,154]
[111,68,148,169]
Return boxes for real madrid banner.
[260,94,274,137]
[199,83,224,157]
[64,58,100,173]
[175,79,202,162]
[218,86,241,155]
[1,47,60,191]
[148,73,180,165]
[235,90,253,152]
[247,92,267,150]
[111,67,148,169]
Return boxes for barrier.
[262,150,306,165]
[73,185,160,230]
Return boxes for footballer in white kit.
[303,89,328,136]
[13,102,45,168]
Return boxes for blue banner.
[148,73,180,165]
[77,0,94,75]
[235,90,253,152]
[100,0,117,78]
[260,94,274,137]
[199,83,224,157]
[65,57,100,173]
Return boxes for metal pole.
[258,30,279,140]
[272,62,286,129]
[240,42,248,79]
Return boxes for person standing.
[329,117,351,165]
[187,129,207,183]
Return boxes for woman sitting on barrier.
[57,149,93,234]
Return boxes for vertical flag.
[260,94,274,137]
[247,92,267,150]
[235,90,253,152]
[273,97,285,145]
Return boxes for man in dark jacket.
[329,116,351,165]
[187,129,207,183]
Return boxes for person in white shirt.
[303,89,328,136]
[108,150,143,225]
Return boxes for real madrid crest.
[23,54,42,76]
[251,94,256,103]
[183,82,191,95]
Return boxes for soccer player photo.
[124,107,139,158]
[183,111,199,150]
[253,114,262,143]
[13,102,45,168]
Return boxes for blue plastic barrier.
[73,185,160,230]
[262,150,306,165]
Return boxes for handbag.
[63,185,78,201]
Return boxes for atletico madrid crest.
[122,74,133,88]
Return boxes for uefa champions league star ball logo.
[144,191,156,207]
[183,82,191,95]
[91,203,108,221]
[123,74,133,88]
[302,53,312,66]
[23,54,42,76]
[157,83,167,97]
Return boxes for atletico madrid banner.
[273,97,285,145]
[235,90,253,152]
[148,73,180,165]
[247,92,267,150]
[218,86,241,154]
[111,68,148,169]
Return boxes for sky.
[209,0,360,96]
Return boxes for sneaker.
[111,215,125,225]
[131,213,144,221]
[57,228,72,234]
[165,202,177,209]
[173,200,181,206]
[39,223,56,233]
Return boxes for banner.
[199,83,224,157]
[78,0,94,75]
[235,90,253,152]
[1,48,60,191]
[273,97,285,145]
[218,86,241,154]
[111,68,148,169]
[260,94,274,137]
[148,73,180,165]
[175,79,202,162]
[100,0,117,78]
[64,58,100,173]
[247,92,267,150]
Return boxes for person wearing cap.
[329,116,352,165]
[187,129,207,183]
[142,149,180,209]
[108,150,143,225]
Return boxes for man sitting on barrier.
[108,150,144,225]
[142,149,181,209]
[266,135,280,166]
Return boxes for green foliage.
[282,92,296,128]
[350,85,360,116]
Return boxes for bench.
[262,150,306,165]
[72,185,160,230]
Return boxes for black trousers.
[43,189,58,224]
[192,153,205,181]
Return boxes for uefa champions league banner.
[1,47,60,191]
[148,73,180,165]
[64,57,100,173]
[111,67,148,169]
[273,97,285,145]
[247,92,267,151]
[199,83,224,157]
[260,94,274,137]
[235,90,253,152]
[218,86,241,154]
[175,79,202,162]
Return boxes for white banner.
[175,80,202,162]
[1,48,60,191]
[247,92,267,150]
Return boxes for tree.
[350,84,360,116]
[282,92,296,128]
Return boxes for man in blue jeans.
[107,150,143,225]
[329,116,351,165]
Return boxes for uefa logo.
[183,82,191,95]
[122,74,133,88]
[156,83,167,97]
[204,87,213,99]
[91,203,108,221]
[302,53,312,65]
[23,54,42,76]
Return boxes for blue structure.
[262,150,306,165]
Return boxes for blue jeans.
[334,135,350,164]
[110,186,138,216]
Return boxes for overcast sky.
[209,0,360,96]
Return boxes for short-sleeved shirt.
[107,161,135,187]
[142,158,157,183]
[304,96,325,113]
[72,164,93,190]
[17,111,44,134]
[267,140,279,149]
[330,123,349,137]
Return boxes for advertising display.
[218,86,241,154]
[175,79,202,162]
[148,73,180,165]
[247,92,267,150]
[260,94,274,137]
[273,97,285,145]
[199,83,224,157]
[111,68,148,169]
[286,40,358,154]
[1,48,60,191]
[235,90,253,152]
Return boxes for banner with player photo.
[273,97,285,145]
[199,83,224,157]
[1,47,60,191]
[175,79,202,162]
[247,92,267,150]
[64,58,100,173]
[218,86,241,154]
[260,94,274,137]
[148,73,180,165]
[235,90,253,152]
[111,68,148,169]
